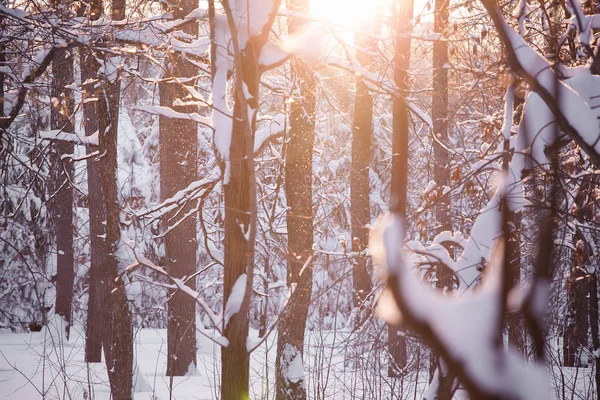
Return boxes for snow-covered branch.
[373,214,549,400]
[40,130,99,146]
[481,0,600,167]
[126,253,224,337]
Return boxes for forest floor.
[0,318,595,399]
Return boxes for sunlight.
[310,0,389,28]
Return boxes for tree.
[96,0,134,397]
[388,0,414,377]
[275,0,316,398]
[379,0,600,395]
[79,0,108,363]
[158,0,198,377]
[432,0,450,238]
[49,0,75,339]
[350,28,375,308]
[216,1,283,397]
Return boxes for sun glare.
[310,0,388,28]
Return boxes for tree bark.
[0,4,4,125]
[589,265,600,400]
[96,1,134,398]
[564,178,593,367]
[79,0,107,363]
[49,1,75,339]
[388,0,414,377]
[432,0,450,236]
[220,43,259,399]
[503,96,524,353]
[275,1,316,398]
[158,0,199,377]
[350,32,374,307]
[429,0,457,395]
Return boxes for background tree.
[388,0,414,377]
[48,0,75,339]
[350,26,376,308]
[158,0,199,377]
[96,0,134,397]
[275,0,316,398]
[79,0,108,363]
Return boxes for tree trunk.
[96,1,134,398]
[589,265,600,400]
[350,32,374,307]
[220,39,259,400]
[429,0,457,395]
[432,0,450,236]
[275,1,316,398]
[79,0,107,363]
[388,0,414,377]
[49,2,75,339]
[503,97,524,353]
[506,212,524,352]
[0,5,4,127]
[158,0,198,376]
[564,178,594,367]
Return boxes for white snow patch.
[223,273,247,328]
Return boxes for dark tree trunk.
[275,1,316,398]
[502,100,524,353]
[350,32,374,307]
[563,241,589,367]
[49,2,75,338]
[432,0,450,236]
[79,0,107,363]
[429,0,456,395]
[589,265,600,400]
[564,178,594,367]
[95,1,134,398]
[97,76,134,399]
[158,0,198,376]
[431,0,453,294]
[506,212,524,352]
[388,0,414,377]
[0,5,4,126]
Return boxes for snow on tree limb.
[126,253,223,335]
[139,105,213,128]
[373,214,549,400]
[40,129,99,145]
[481,0,600,167]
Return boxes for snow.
[140,105,213,128]
[223,273,247,329]
[0,324,476,400]
[407,102,432,127]
[276,24,326,65]
[286,351,305,383]
[502,21,600,157]
[375,214,550,400]
[246,335,261,352]
[126,255,222,332]
[501,79,515,141]
[40,130,99,146]
[254,114,285,152]
[212,14,235,183]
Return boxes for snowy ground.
[0,319,595,399]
